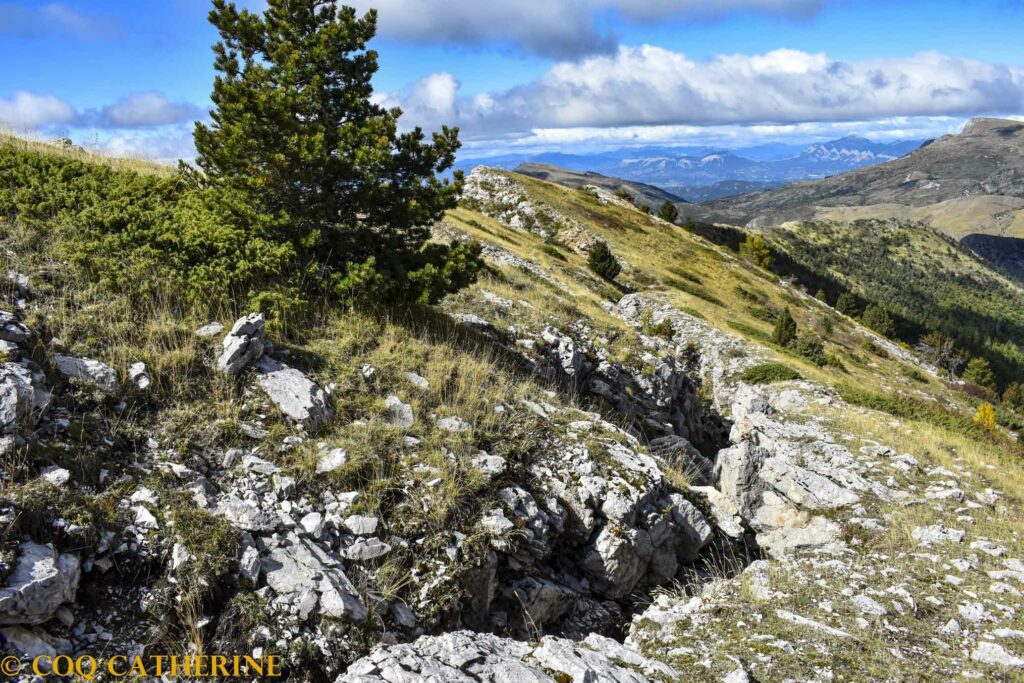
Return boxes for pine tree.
[963,357,997,392]
[861,303,895,337]
[193,0,479,306]
[815,288,828,303]
[657,201,679,223]
[772,307,798,347]
[835,292,859,317]
[587,240,621,281]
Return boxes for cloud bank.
[0,91,205,131]
[348,0,828,58]
[382,48,1024,141]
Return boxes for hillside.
[513,162,686,210]
[699,118,1024,278]
[3,142,1024,681]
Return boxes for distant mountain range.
[457,136,923,201]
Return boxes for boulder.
[53,354,120,394]
[383,395,414,428]
[0,542,80,625]
[255,357,333,431]
[217,313,266,375]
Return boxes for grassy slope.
[446,169,1024,680]
[3,144,1024,678]
[763,218,1024,384]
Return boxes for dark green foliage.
[667,266,702,284]
[1005,382,1024,409]
[815,288,828,302]
[657,201,679,223]
[747,305,779,323]
[540,243,567,261]
[820,314,836,335]
[861,303,895,337]
[964,357,997,392]
[640,312,675,340]
[771,307,797,347]
[741,363,802,384]
[917,332,969,377]
[771,219,1024,385]
[587,240,621,281]
[192,0,480,307]
[835,292,859,317]
[794,333,826,366]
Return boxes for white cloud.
[95,93,205,128]
[98,125,196,164]
[0,91,77,129]
[347,0,828,58]
[0,2,120,40]
[384,48,1024,140]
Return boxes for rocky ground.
[2,166,1023,681]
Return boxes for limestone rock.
[262,534,367,623]
[335,630,675,682]
[0,542,80,626]
[255,357,333,431]
[54,354,120,393]
[217,313,265,375]
[383,395,414,428]
[1,363,34,435]
[128,361,152,390]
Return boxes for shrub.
[794,333,827,366]
[540,244,566,261]
[974,402,997,430]
[963,357,997,392]
[815,288,828,302]
[1004,382,1024,409]
[587,240,622,281]
[861,303,895,337]
[741,363,802,384]
[835,292,859,317]
[739,234,773,269]
[657,201,679,223]
[640,311,675,340]
[771,307,797,347]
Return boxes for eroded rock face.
[336,630,677,683]
[0,542,80,626]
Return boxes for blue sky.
[2,0,1023,161]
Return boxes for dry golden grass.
[0,131,176,176]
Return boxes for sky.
[2,0,1023,162]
